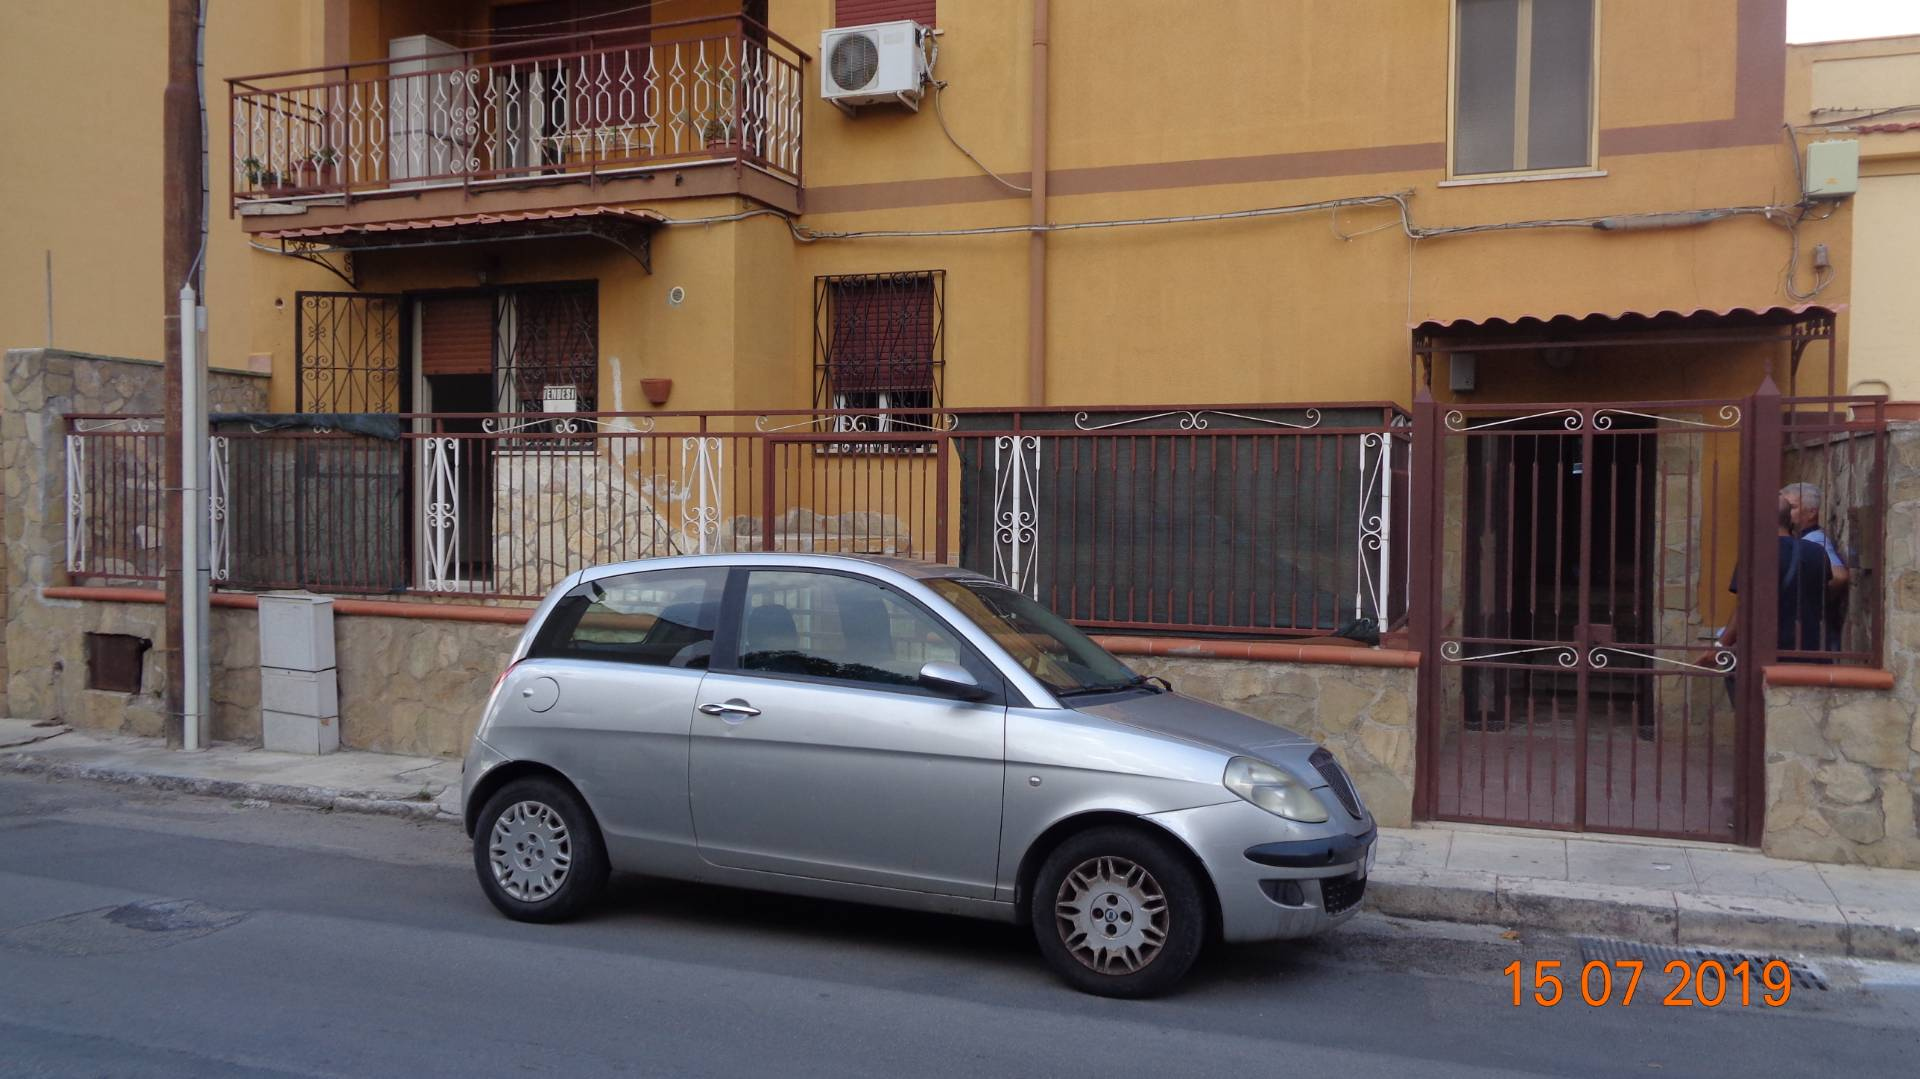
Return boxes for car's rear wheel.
[473,776,609,923]
[1030,826,1207,998]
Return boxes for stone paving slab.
[1373,823,1920,963]
[0,727,459,823]
[4,729,1918,962]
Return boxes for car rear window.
[531,568,726,668]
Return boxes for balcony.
[228,15,807,224]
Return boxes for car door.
[505,566,726,859]
[688,567,1008,899]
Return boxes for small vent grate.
[829,33,881,91]
[1320,872,1367,916]
[1576,937,1829,991]
[1309,747,1363,819]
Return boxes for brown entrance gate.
[1409,389,1784,843]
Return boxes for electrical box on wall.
[1450,353,1478,393]
[1804,140,1860,199]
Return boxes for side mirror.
[918,661,990,702]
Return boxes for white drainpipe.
[180,283,209,750]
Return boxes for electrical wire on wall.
[920,32,1031,194]
[1775,123,1838,301]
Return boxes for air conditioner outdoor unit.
[820,20,931,113]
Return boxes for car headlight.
[1223,756,1329,823]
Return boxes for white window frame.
[1447,0,1602,181]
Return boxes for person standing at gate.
[1781,482,1850,652]
[1715,499,1831,661]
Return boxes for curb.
[9,751,1916,964]
[1369,866,1920,963]
[0,753,460,826]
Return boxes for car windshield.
[928,579,1144,696]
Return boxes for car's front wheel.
[473,776,609,923]
[1030,826,1208,998]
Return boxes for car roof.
[574,552,992,584]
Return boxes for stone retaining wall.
[1122,654,1417,828]
[3,349,268,718]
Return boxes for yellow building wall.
[0,1,170,360]
[3,0,1856,416]
[782,0,1847,410]
[1789,34,1920,402]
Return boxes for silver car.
[462,554,1375,997]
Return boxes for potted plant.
[242,156,264,190]
[701,117,742,153]
[641,377,673,407]
[310,146,341,188]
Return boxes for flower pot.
[641,378,673,407]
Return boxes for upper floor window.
[814,271,944,434]
[1452,0,1596,177]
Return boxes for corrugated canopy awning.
[258,206,662,274]
[1413,303,1840,336]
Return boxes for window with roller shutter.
[836,0,935,27]
[813,271,943,441]
[418,296,494,377]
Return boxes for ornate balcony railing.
[227,15,806,210]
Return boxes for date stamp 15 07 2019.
[1504,959,1794,1008]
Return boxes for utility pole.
[162,0,201,748]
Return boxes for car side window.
[736,570,969,691]
[532,568,726,668]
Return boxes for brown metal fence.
[63,405,1408,637]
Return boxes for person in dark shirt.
[1718,499,1832,655]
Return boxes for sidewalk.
[4,721,1916,962]
[0,721,461,822]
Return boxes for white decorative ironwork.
[1588,646,1737,674]
[65,434,86,572]
[754,412,957,434]
[1444,408,1583,432]
[1592,405,1741,431]
[1355,432,1391,622]
[992,435,1042,597]
[479,415,654,436]
[422,436,462,590]
[1439,640,1579,666]
[1072,408,1322,432]
[208,435,231,582]
[70,417,153,433]
[680,436,724,554]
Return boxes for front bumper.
[1147,798,1375,943]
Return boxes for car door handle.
[698,699,761,718]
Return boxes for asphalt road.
[2,773,1918,1079]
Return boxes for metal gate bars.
[1410,386,1784,842]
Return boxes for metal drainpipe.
[1027,0,1049,407]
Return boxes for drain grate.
[1576,936,1828,991]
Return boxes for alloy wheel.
[488,800,573,902]
[1054,855,1170,975]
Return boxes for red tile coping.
[1762,664,1895,690]
[46,587,1422,667]
[1093,635,1421,669]
[43,586,535,626]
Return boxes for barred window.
[495,284,599,415]
[814,271,944,435]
